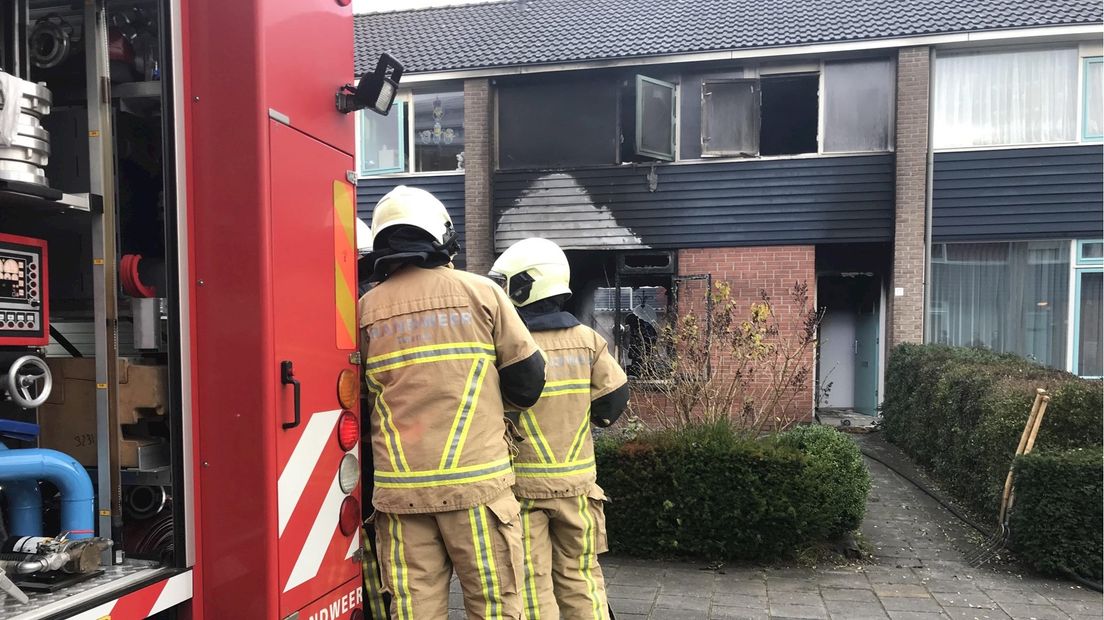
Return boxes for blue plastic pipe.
[0,447,94,540]
[0,444,42,537]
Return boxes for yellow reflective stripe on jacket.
[540,379,591,397]
[565,410,591,463]
[440,357,492,469]
[366,342,496,374]
[374,457,513,489]
[365,373,411,472]
[513,457,596,478]
[519,409,557,465]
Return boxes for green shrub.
[595,421,869,560]
[776,425,870,539]
[882,343,1103,578]
[1010,449,1103,580]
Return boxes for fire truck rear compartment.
[0,0,185,616]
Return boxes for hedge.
[594,422,869,560]
[881,343,1103,579]
[1010,449,1103,579]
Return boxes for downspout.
[922,47,936,342]
[0,448,94,539]
[0,444,42,537]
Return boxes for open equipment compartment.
[0,0,187,616]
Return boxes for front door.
[853,302,879,415]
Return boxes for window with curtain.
[928,241,1070,368]
[356,101,406,176]
[933,47,1078,149]
[823,59,896,152]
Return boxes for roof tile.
[355,0,1101,74]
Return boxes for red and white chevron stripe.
[278,409,360,596]
[67,571,192,620]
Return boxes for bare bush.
[629,281,823,434]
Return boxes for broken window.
[759,74,819,156]
[823,59,895,152]
[499,74,676,169]
[699,73,818,157]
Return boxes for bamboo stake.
[997,389,1046,525]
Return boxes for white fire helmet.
[489,237,572,307]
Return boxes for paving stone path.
[448,434,1102,619]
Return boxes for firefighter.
[489,238,630,620]
[358,186,546,620]
[356,218,390,619]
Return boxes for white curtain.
[933,48,1078,149]
[929,241,1070,368]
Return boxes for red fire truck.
[0,0,374,618]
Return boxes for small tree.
[629,281,823,434]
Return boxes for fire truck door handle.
[281,361,301,430]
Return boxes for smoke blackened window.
[759,74,819,156]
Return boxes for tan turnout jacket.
[513,325,627,499]
[359,265,541,514]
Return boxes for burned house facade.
[354,0,1104,416]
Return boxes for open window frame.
[633,75,677,161]
[700,79,760,157]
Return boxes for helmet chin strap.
[432,221,461,257]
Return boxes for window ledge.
[357,170,466,181]
[932,141,1091,154]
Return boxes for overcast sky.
[353,0,499,12]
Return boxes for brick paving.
[446,435,1102,619]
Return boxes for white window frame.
[356,90,467,179]
[355,96,408,178]
[1067,239,1104,377]
[1080,56,1104,142]
[931,44,1084,153]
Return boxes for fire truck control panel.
[0,234,47,347]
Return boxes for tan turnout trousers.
[375,491,526,620]
[514,325,627,620]
[519,493,610,620]
[359,266,543,620]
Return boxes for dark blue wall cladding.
[356,174,466,267]
[933,145,1104,242]
[492,154,895,251]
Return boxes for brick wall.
[629,246,817,426]
[890,46,931,348]
[463,79,494,275]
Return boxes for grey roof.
[355,0,1101,74]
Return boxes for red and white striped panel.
[277,409,360,594]
[67,571,192,620]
